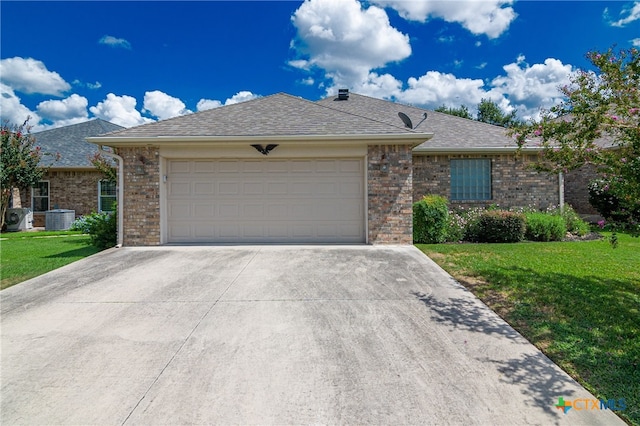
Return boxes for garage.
[165,158,365,243]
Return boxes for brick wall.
[118,146,161,246]
[19,170,105,227]
[367,145,413,244]
[413,153,560,210]
[564,164,599,214]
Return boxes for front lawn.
[417,234,640,425]
[0,230,100,290]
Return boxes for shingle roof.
[100,93,427,138]
[34,119,124,167]
[316,93,517,151]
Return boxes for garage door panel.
[218,182,239,195]
[166,158,364,243]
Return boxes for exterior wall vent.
[338,89,349,100]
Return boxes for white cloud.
[396,71,488,110]
[98,35,132,49]
[0,83,41,126]
[196,99,222,111]
[89,93,154,128]
[606,1,640,27]
[349,72,403,99]
[491,57,574,119]
[633,38,640,47]
[197,91,260,111]
[0,57,70,96]
[72,79,102,90]
[37,94,88,121]
[372,0,517,38]
[142,90,192,120]
[291,0,411,88]
[224,91,260,105]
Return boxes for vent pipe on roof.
[338,89,349,100]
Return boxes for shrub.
[445,211,466,242]
[71,211,116,249]
[413,195,449,243]
[467,210,526,243]
[525,212,566,241]
[589,178,640,224]
[560,205,590,236]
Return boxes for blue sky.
[1,0,638,130]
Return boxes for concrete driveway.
[1,246,623,425]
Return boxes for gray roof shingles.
[316,93,516,151]
[34,119,124,167]
[100,93,426,138]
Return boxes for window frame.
[98,180,117,213]
[31,181,50,212]
[450,158,492,201]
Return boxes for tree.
[512,47,640,229]
[90,152,117,183]
[477,98,520,127]
[434,104,472,119]
[0,119,58,229]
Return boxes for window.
[31,181,50,212]
[450,159,491,201]
[99,180,117,212]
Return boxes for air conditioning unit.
[5,208,34,232]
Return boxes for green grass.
[417,233,640,425]
[0,230,100,290]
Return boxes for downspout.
[99,146,124,247]
[558,171,565,212]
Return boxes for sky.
[1,0,639,131]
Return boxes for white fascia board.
[412,146,542,155]
[86,132,434,147]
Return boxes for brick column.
[117,146,161,246]
[367,144,413,244]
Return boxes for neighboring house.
[88,91,585,246]
[15,119,124,227]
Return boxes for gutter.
[412,146,543,155]
[97,146,124,248]
[87,132,434,147]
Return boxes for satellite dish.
[398,112,413,129]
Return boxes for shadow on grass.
[423,266,639,425]
[43,246,100,258]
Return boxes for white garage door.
[166,158,365,243]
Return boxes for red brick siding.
[367,145,413,244]
[117,146,161,246]
[19,170,106,227]
[413,153,560,210]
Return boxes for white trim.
[31,180,50,212]
[412,146,542,155]
[87,132,433,147]
[98,180,117,213]
[363,152,369,244]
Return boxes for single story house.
[14,119,124,227]
[87,91,591,246]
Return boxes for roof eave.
[412,146,542,155]
[87,132,434,147]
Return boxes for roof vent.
[338,89,349,100]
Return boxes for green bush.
[560,205,590,236]
[467,210,526,243]
[525,212,566,241]
[72,211,116,249]
[413,195,449,243]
